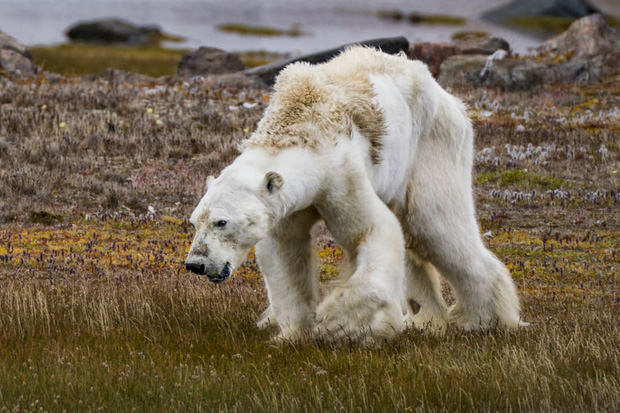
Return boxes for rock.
[0,30,31,58]
[540,0,599,18]
[438,54,545,90]
[421,14,619,89]
[543,58,597,83]
[1,49,35,75]
[409,35,510,78]
[244,36,409,85]
[0,29,35,75]
[177,47,245,76]
[537,14,619,59]
[537,14,620,82]
[483,0,600,22]
[454,35,511,55]
[438,55,487,88]
[66,18,163,44]
[408,42,460,77]
[485,58,546,90]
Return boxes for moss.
[477,170,566,189]
[451,31,489,40]
[376,10,405,21]
[30,43,189,77]
[216,23,303,37]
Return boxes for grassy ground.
[507,14,620,36]
[216,23,303,37]
[29,43,286,77]
[0,71,618,411]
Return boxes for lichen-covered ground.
[0,72,618,411]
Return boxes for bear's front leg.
[255,207,320,341]
[314,176,407,341]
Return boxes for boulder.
[1,30,31,57]
[484,58,546,90]
[537,14,619,59]
[483,0,600,22]
[454,35,511,55]
[0,29,35,75]
[408,42,460,77]
[438,14,620,89]
[244,37,409,85]
[177,47,245,76]
[438,55,488,88]
[66,18,163,44]
[408,35,510,78]
[537,14,620,82]
[438,54,545,90]
[540,0,599,18]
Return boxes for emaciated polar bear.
[185,47,522,340]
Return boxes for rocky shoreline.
[2,14,620,92]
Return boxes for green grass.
[216,23,303,37]
[477,170,567,189]
[30,43,282,77]
[506,14,620,34]
[30,43,190,77]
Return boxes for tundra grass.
[376,11,466,25]
[0,218,617,412]
[505,14,620,36]
[30,43,190,77]
[29,44,284,77]
[0,72,618,411]
[216,23,303,37]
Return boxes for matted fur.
[244,48,390,163]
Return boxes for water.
[1,0,618,55]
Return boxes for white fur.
[186,47,522,341]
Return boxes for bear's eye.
[214,220,227,228]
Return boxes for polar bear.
[185,46,522,340]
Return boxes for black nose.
[185,262,205,274]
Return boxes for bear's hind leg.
[403,250,449,333]
[420,224,521,330]
[401,184,521,330]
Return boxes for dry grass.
[0,71,618,411]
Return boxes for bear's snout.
[185,262,205,275]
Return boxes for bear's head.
[185,171,283,283]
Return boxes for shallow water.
[2,0,618,54]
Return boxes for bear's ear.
[264,171,283,194]
[205,175,215,191]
